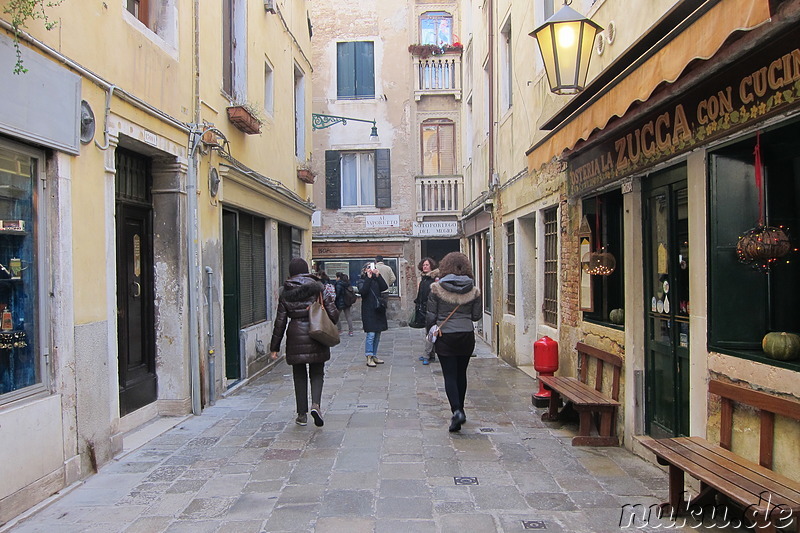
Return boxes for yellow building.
[0,0,313,521]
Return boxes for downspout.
[488,0,495,189]
[186,0,202,415]
[205,266,216,405]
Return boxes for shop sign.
[365,215,399,228]
[568,29,800,196]
[413,221,460,237]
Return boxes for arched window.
[419,11,453,46]
[421,119,455,175]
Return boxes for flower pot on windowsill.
[226,105,261,135]
[297,168,315,184]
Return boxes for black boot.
[449,409,466,432]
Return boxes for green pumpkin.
[609,308,625,325]
[761,332,800,361]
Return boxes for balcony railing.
[416,176,463,217]
[413,54,462,101]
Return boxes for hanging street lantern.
[529,1,603,95]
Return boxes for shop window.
[709,123,800,369]
[337,41,375,100]
[543,207,558,327]
[325,150,391,210]
[421,119,455,176]
[0,144,43,398]
[238,213,266,326]
[314,258,399,296]
[582,190,625,325]
[506,222,515,315]
[420,11,453,46]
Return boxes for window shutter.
[439,122,455,174]
[238,213,254,325]
[337,42,355,99]
[252,218,266,322]
[355,42,375,98]
[325,150,341,209]
[375,149,391,208]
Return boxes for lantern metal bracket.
[312,113,379,138]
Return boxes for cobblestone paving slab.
[8,327,728,532]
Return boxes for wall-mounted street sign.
[365,215,399,228]
[413,221,460,237]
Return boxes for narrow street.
[8,327,712,532]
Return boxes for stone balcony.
[416,175,463,218]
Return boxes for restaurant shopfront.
[535,0,800,477]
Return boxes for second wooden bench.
[540,342,623,446]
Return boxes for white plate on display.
[657,300,664,313]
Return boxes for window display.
[0,146,40,396]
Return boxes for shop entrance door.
[115,149,156,416]
[643,166,690,438]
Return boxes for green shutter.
[252,218,266,322]
[238,213,254,326]
[709,152,766,349]
[355,42,375,98]
[337,42,356,98]
[375,149,391,208]
[325,150,341,209]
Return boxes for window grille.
[543,207,558,326]
[506,222,515,314]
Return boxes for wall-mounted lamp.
[529,1,602,95]
[312,113,379,139]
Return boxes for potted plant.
[297,160,316,184]
[408,42,463,58]
[226,101,263,135]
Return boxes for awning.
[526,0,771,171]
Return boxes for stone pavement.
[7,326,732,532]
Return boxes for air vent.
[595,33,605,56]
[605,21,616,44]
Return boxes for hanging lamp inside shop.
[736,132,793,272]
[582,196,616,276]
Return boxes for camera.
[368,262,376,270]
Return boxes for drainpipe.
[205,266,216,405]
[185,0,203,415]
[488,0,495,189]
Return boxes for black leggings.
[292,362,324,414]
[438,355,471,413]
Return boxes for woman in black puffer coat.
[426,252,482,432]
[270,258,338,427]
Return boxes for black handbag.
[409,308,425,328]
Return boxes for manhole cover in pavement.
[454,476,479,485]
[522,520,547,529]
[357,405,369,408]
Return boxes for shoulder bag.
[426,305,460,344]
[308,293,340,347]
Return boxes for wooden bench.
[641,380,800,532]
[540,342,623,446]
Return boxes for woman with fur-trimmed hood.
[270,258,338,427]
[425,252,483,432]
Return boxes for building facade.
[0,0,314,522]
[308,0,463,324]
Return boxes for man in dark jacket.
[270,258,338,427]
